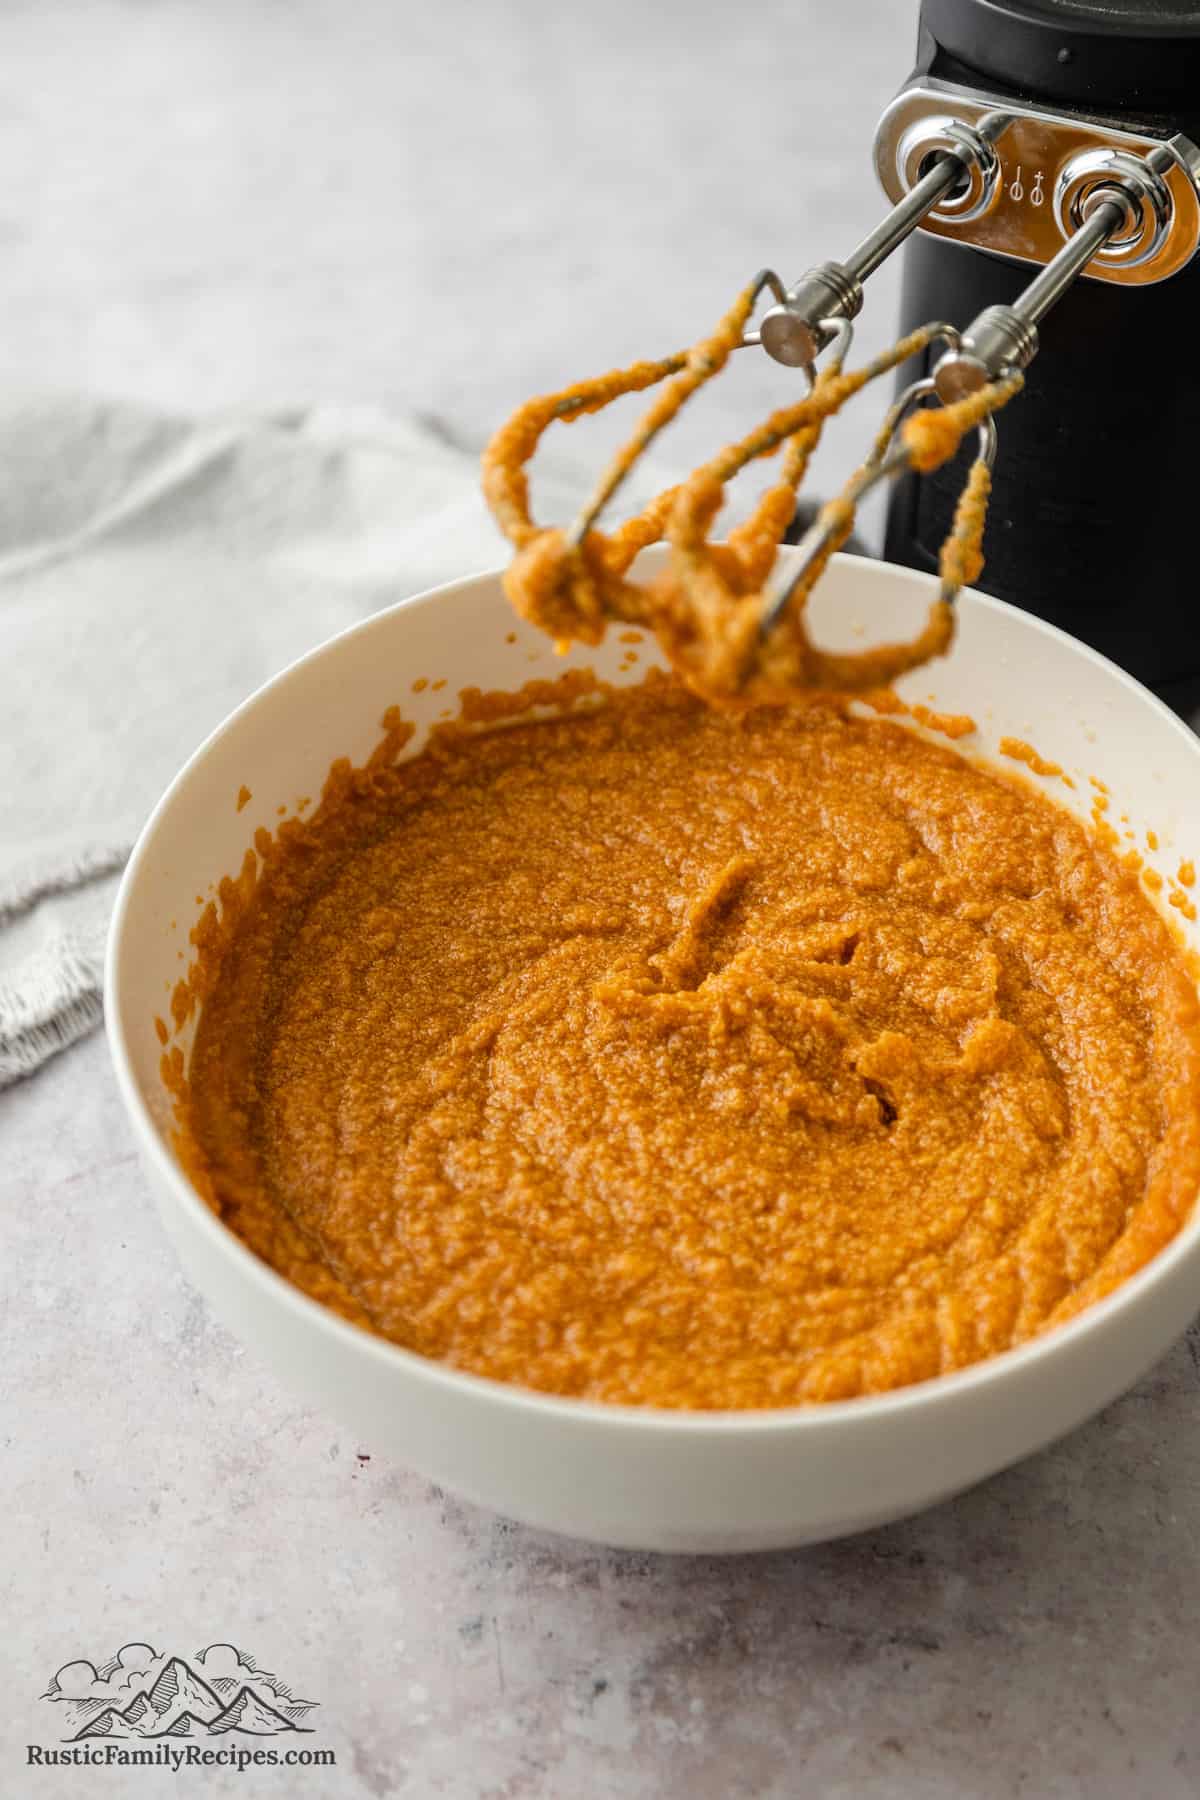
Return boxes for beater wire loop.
[481,285,1023,700]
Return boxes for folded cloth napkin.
[0,396,651,1086]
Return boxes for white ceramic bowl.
[107,552,1200,1552]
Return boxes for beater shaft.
[934,139,1179,401]
[849,150,978,283]
[759,113,1012,370]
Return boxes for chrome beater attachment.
[759,129,1200,638]
[933,137,1195,400]
[561,99,1199,652]
[755,112,1012,373]
[562,117,1014,554]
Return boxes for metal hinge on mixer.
[874,80,1200,399]
[873,77,1200,289]
[739,78,1200,623]
[755,77,1200,400]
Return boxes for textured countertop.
[4,3,1200,1795]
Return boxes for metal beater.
[564,94,1200,645]
[751,118,1200,630]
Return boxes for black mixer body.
[880,0,1200,707]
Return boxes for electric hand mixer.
[483,0,1200,706]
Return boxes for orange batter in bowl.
[170,675,1200,1409]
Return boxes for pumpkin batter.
[172,675,1200,1409]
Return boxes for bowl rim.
[105,552,1200,1436]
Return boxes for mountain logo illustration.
[41,1643,318,1741]
[208,1688,299,1736]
